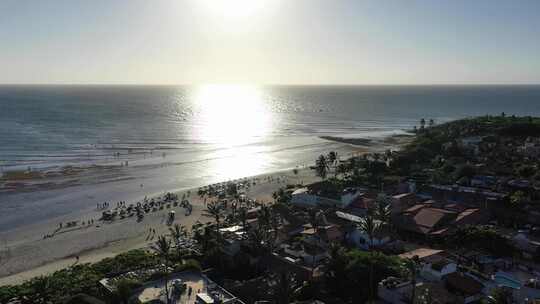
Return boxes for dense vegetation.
[0,249,200,304]
[324,246,406,303]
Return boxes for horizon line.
[1,83,540,87]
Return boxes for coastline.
[0,134,410,286]
[0,168,318,286]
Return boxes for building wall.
[291,192,320,206]
[421,263,457,281]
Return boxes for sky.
[1,0,539,85]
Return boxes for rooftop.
[399,248,445,261]
[129,272,244,304]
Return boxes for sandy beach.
[0,168,319,286]
[0,135,411,286]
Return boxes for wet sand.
[0,168,318,286]
[0,135,409,286]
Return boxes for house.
[393,203,488,238]
[378,277,420,304]
[291,188,321,207]
[459,136,484,155]
[470,175,497,189]
[219,225,246,256]
[347,225,391,250]
[267,252,314,282]
[291,182,365,209]
[340,187,364,208]
[428,184,507,207]
[314,224,343,243]
[378,277,459,304]
[512,232,540,259]
[421,259,457,282]
[278,242,329,266]
[391,193,417,214]
[399,248,445,262]
[518,142,540,158]
[103,271,245,304]
[346,194,375,216]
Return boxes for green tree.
[114,279,139,304]
[307,209,325,279]
[375,194,392,231]
[404,256,420,304]
[238,206,248,231]
[358,214,381,302]
[510,190,526,207]
[29,276,51,304]
[336,163,348,177]
[518,165,535,178]
[315,155,329,180]
[324,246,405,303]
[327,151,338,176]
[273,271,298,304]
[485,287,512,304]
[203,201,223,233]
[169,223,188,259]
[359,214,381,250]
[151,236,172,304]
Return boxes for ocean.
[0,84,540,229]
[2,85,540,171]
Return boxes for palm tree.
[375,194,392,230]
[327,151,338,176]
[404,256,420,304]
[315,154,329,180]
[274,271,298,304]
[359,214,381,302]
[307,210,325,279]
[203,201,223,233]
[169,223,188,258]
[257,205,272,228]
[327,151,337,165]
[359,214,380,250]
[151,235,172,304]
[238,206,248,231]
[336,163,347,177]
[420,118,426,130]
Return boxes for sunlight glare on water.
[190,84,273,147]
[188,84,275,180]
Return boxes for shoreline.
[0,134,410,286]
[0,167,318,286]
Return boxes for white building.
[347,226,391,250]
[291,186,363,208]
[420,259,457,281]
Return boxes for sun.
[198,0,269,18]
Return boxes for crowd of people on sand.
[42,173,294,241]
[99,192,194,224]
[97,202,110,210]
